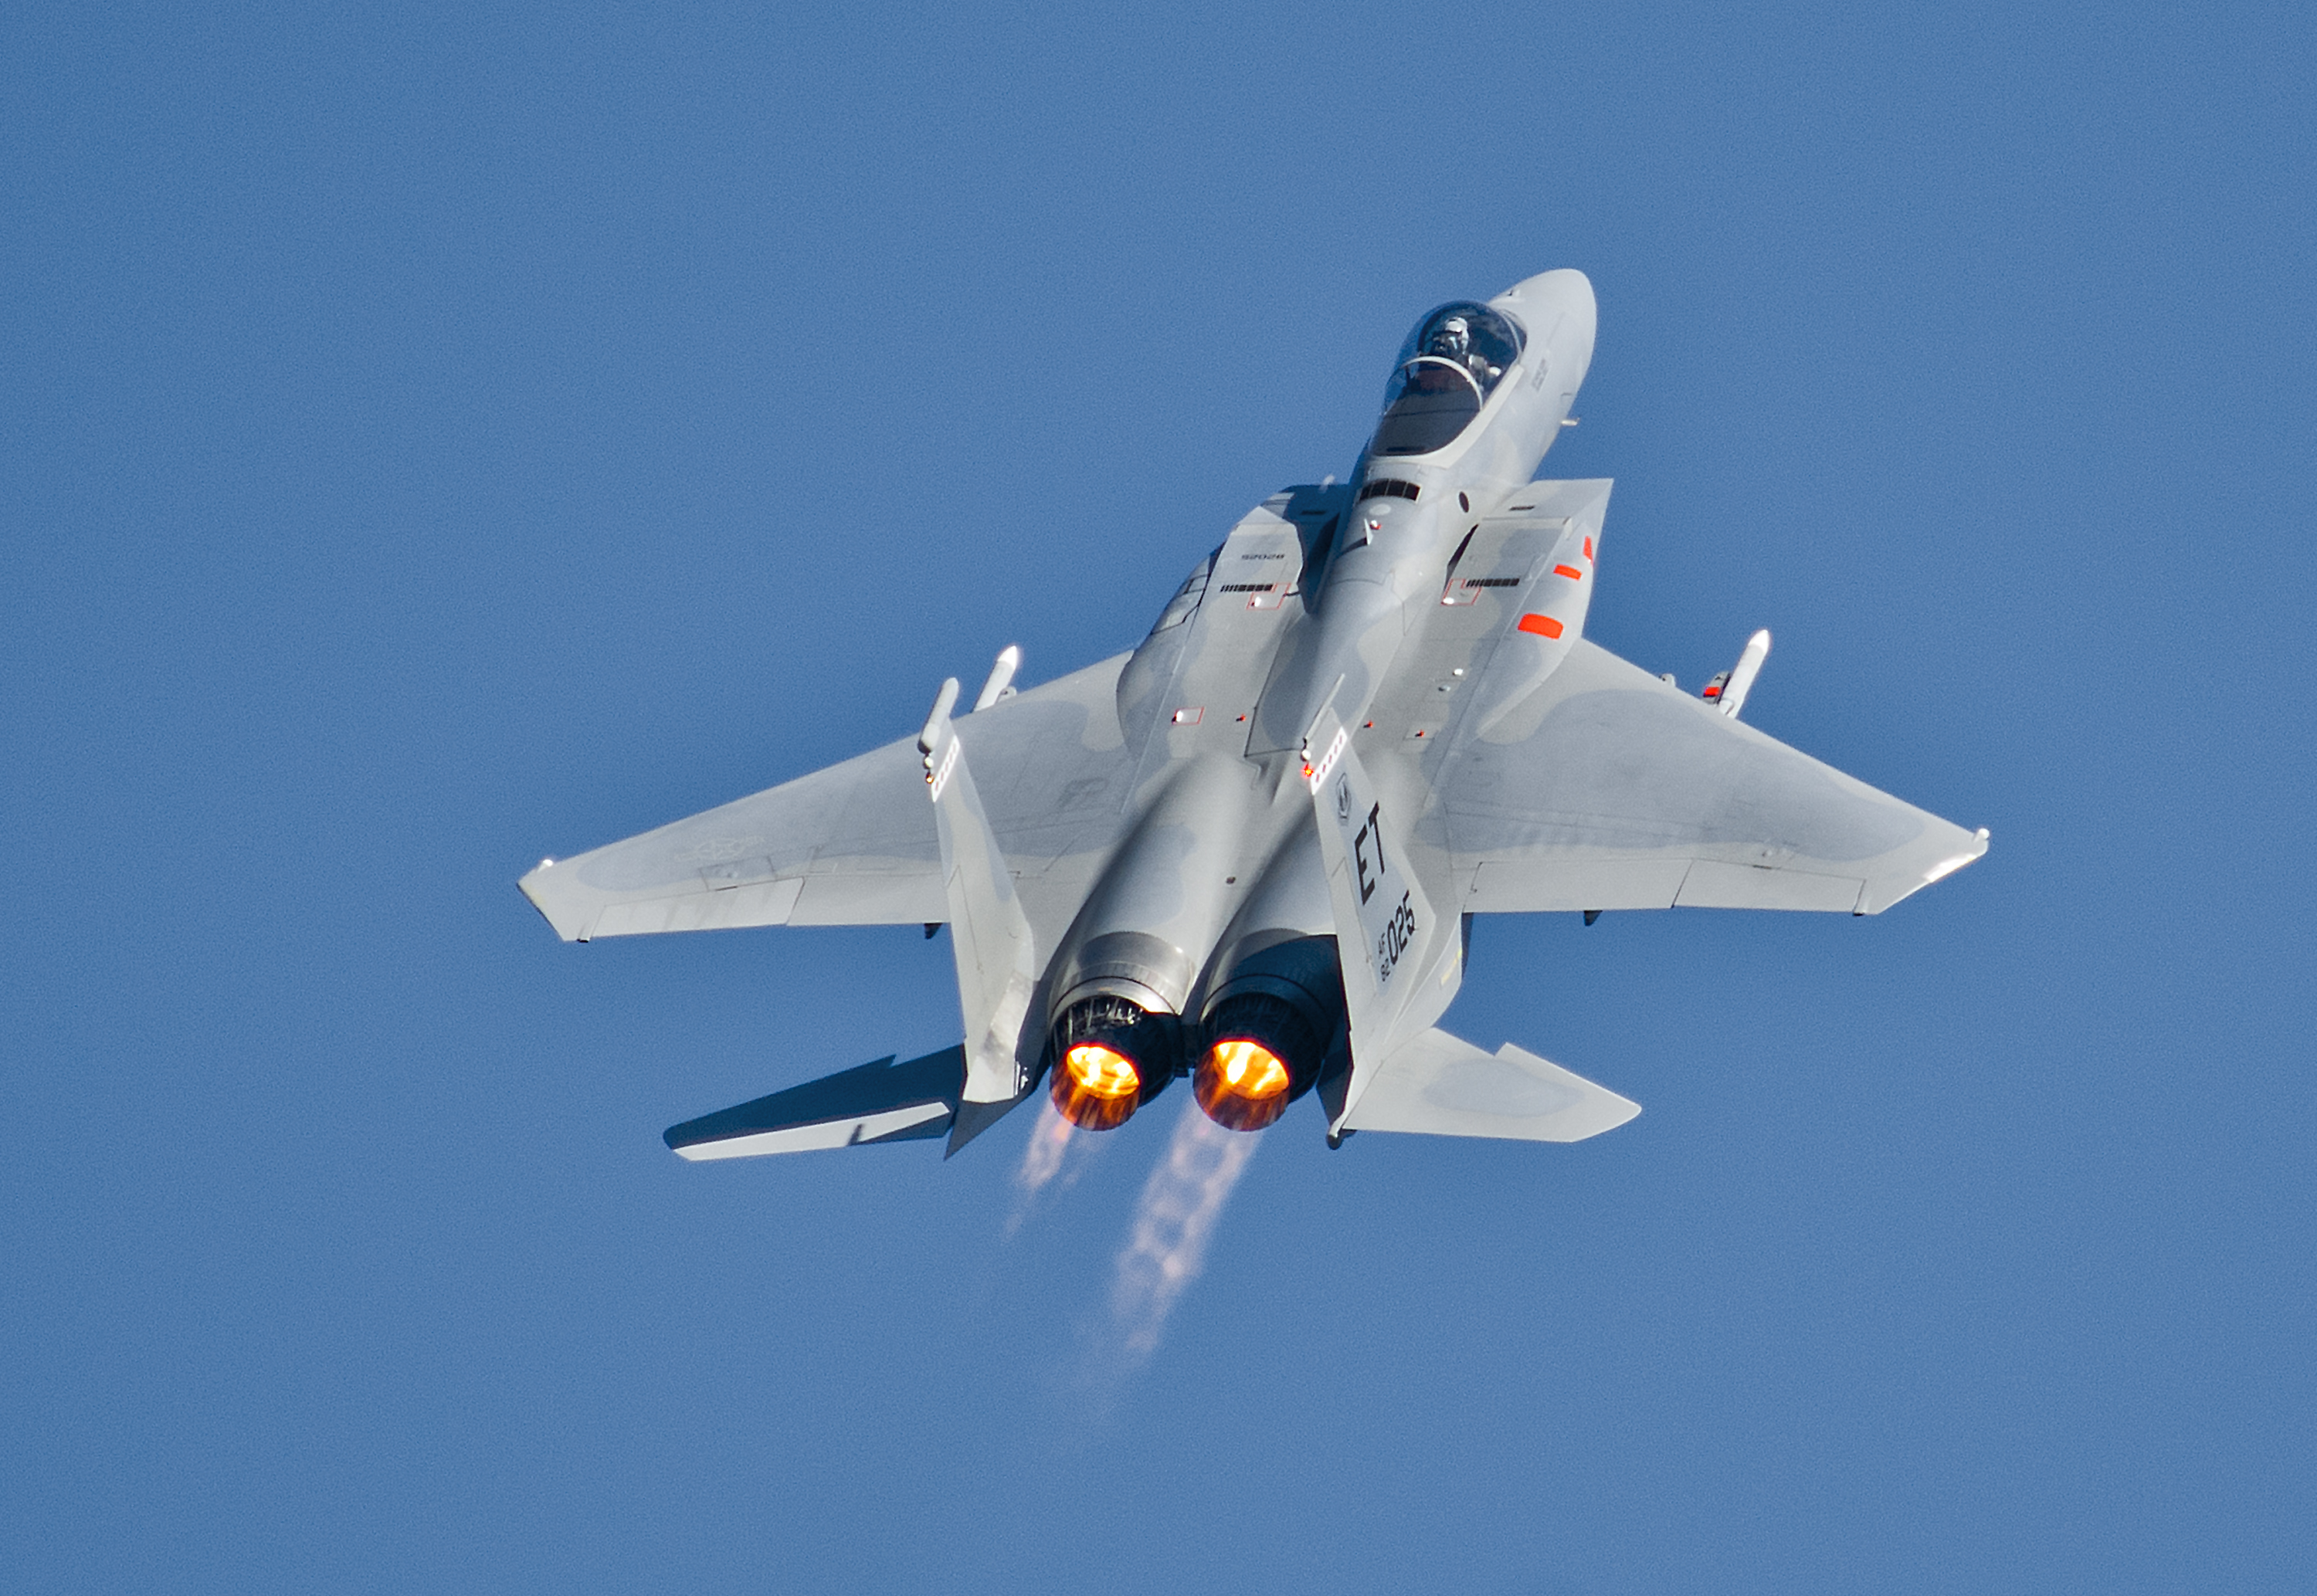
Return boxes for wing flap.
[572,877,806,938]
[1467,856,1688,913]
[787,870,948,927]
[1674,859,1863,913]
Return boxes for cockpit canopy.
[1369,301,1526,457]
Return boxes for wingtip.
[517,862,594,942]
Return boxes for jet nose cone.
[1494,269,1597,388]
[1497,266,1592,303]
[1495,268,1596,333]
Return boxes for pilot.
[1427,315,1472,364]
[1426,314,1499,385]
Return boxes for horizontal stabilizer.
[664,1046,965,1161]
[1340,1027,1639,1144]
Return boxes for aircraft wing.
[1441,639,1985,916]
[519,652,1139,949]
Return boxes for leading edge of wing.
[1443,639,1987,916]
[519,651,1135,942]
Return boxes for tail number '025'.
[1375,890,1417,988]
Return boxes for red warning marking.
[1583,537,1594,561]
[1554,564,1583,580]
[1518,614,1564,638]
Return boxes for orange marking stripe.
[1554,564,1584,580]
[1583,536,1593,561]
[1518,613,1564,639]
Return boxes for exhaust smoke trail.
[1109,1094,1260,1358]
[1007,1097,1090,1234]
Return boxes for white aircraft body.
[520,271,1987,1160]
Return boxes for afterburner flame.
[1053,1042,1144,1130]
[1213,1040,1290,1097]
[1066,1043,1141,1098]
[1194,1039,1291,1131]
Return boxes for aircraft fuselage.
[1040,272,1601,1130]
[518,266,1985,1162]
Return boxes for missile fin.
[1718,629,1772,719]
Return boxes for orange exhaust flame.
[1193,1039,1291,1132]
[1053,1042,1142,1131]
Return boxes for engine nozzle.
[1194,1036,1294,1130]
[1047,995,1176,1131]
[1194,991,1327,1132]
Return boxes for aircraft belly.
[1125,506,1309,794]
[1244,575,1402,757]
[1015,860,1108,958]
[1043,497,1351,1016]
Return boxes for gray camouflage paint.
[518,269,1986,1149]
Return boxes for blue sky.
[5,2,2312,1591]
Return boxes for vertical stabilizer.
[919,680,1040,1105]
[1303,707,1462,1134]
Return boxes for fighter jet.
[519,270,1987,1162]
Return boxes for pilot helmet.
[1430,316,1471,360]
